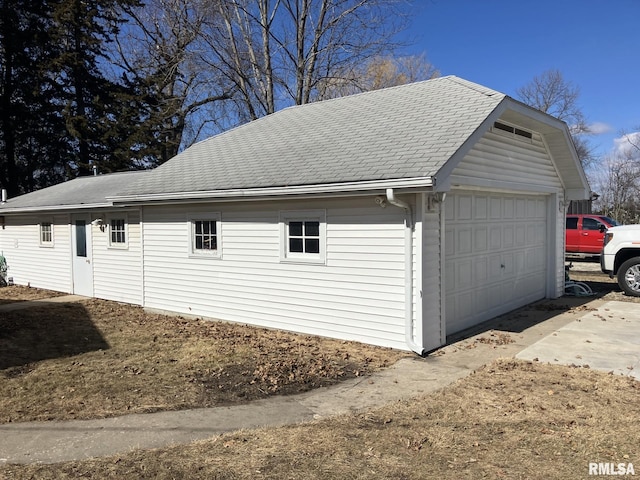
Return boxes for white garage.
[444,191,548,334]
[0,76,590,354]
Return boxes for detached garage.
[0,76,589,354]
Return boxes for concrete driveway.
[516,300,640,379]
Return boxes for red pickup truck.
[566,214,619,256]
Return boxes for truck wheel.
[617,257,640,297]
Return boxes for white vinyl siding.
[142,198,408,350]
[0,215,72,292]
[451,127,563,191]
[93,209,142,305]
[419,194,445,351]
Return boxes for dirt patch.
[0,296,406,423]
[0,285,67,305]
[3,358,638,479]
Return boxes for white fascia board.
[0,202,112,215]
[565,187,591,201]
[108,177,435,205]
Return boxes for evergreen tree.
[0,0,69,195]
[50,0,140,176]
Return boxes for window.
[288,221,320,253]
[582,217,602,231]
[109,218,127,246]
[566,217,578,230]
[189,214,221,257]
[75,220,86,256]
[280,210,326,264]
[39,222,53,246]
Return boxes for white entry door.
[71,214,94,297]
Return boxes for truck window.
[566,217,578,229]
[582,218,602,231]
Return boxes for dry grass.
[3,359,639,479]
[0,287,405,423]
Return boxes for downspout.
[386,188,426,356]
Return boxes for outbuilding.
[0,76,589,353]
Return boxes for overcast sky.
[399,0,639,160]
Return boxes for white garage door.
[445,191,548,334]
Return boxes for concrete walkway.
[1,297,638,465]
[0,295,86,312]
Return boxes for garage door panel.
[458,195,473,220]
[503,225,514,247]
[490,229,502,250]
[446,191,548,334]
[476,286,489,312]
[445,228,455,256]
[458,228,472,254]
[475,196,488,218]
[528,247,546,270]
[474,257,488,282]
[475,227,488,252]
[515,225,526,246]
[445,261,455,290]
[504,198,515,218]
[457,260,473,289]
[488,254,502,277]
[502,252,514,275]
[490,197,502,218]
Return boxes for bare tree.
[200,0,412,123]
[109,0,416,157]
[593,150,640,224]
[112,0,234,162]
[315,53,439,99]
[517,69,596,168]
[517,69,586,129]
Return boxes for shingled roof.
[0,75,588,212]
[0,171,147,212]
[113,76,505,200]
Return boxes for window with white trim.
[39,222,53,246]
[280,210,326,264]
[109,218,127,247]
[189,214,221,257]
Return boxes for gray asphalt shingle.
[116,76,504,197]
[0,76,505,210]
[0,171,148,211]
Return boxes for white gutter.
[109,177,435,205]
[0,202,113,214]
[386,188,425,356]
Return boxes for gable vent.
[493,121,533,139]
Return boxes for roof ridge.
[164,76,505,164]
[443,76,504,98]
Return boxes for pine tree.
[0,0,70,195]
[50,0,141,176]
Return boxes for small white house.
[0,76,589,353]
